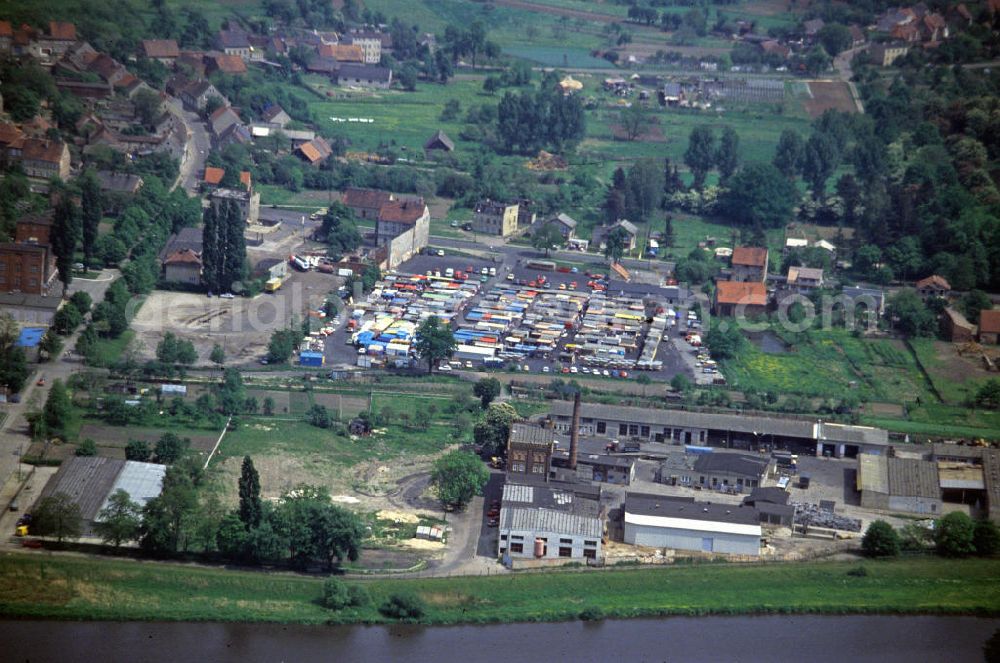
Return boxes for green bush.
[974,519,1000,557]
[75,439,97,457]
[379,593,425,620]
[578,606,605,621]
[347,584,369,607]
[862,520,900,558]
[846,565,868,577]
[935,512,976,558]
[321,577,350,610]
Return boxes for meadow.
[1,554,997,624]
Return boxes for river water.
[2,615,997,662]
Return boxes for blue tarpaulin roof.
[16,327,45,348]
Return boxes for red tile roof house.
[376,198,429,245]
[915,274,950,299]
[162,248,202,285]
[713,280,768,317]
[295,137,333,167]
[979,310,1000,345]
[141,39,180,65]
[202,166,225,189]
[731,247,769,283]
[343,187,393,220]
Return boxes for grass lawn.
[1,554,997,624]
[909,338,993,405]
[85,330,135,368]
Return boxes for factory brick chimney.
[569,391,581,471]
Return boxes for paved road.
[168,98,211,194]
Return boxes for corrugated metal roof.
[509,422,554,448]
[38,457,126,521]
[502,506,603,538]
[857,453,888,494]
[503,483,534,504]
[99,461,166,516]
[887,457,939,498]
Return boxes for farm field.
[805,81,858,118]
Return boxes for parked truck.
[606,439,641,453]
[265,277,283,292]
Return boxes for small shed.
[423,130,454,154]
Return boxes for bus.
[525,259,556,271]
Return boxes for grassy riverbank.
[2,554,1000,625]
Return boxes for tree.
[670,373,692,393]
[625,159,663,222]
[720,163,799,229]
[43,379,72,439]
[210,343,225,368]
[773,129,805,178]
[960,290,992,324]
[133,88,163,129]
[886,290,937,337]
[975,380,1000,410]
[322,577,352,610]
[817,23,852,57]
[31,492,83,543]
[94,489,142,548]
[684,125,715,191]
[79,169,103,266]
[531,223,563,257]
[604,226,629,264]
[974,519,1000,557]
[379,593,426,620]
[140,460,201,554]
[473,378,502,409]
[125,439,151,461]
[39,330,64,362]
[715,126,741,183]
[473,402,517,457]
[201,205,220,293]
[307,404,332,428]
[620,104,649,141]
[267,329,296,364]
[413,317,456,374]
[861,520,900,557]
[51,195,81,290]
[263,396,275,416]
[935,511,976,558]
[75,438,97,457]
[238,456,262,530]
[705,325,745,360]
[154,432,190,464]
[69,291,92,315]
[278,489,364,571]
[52,305,83,335]
[217,368,245,415]
[802,132,840,200]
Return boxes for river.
[2,615,997,662]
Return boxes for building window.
[640,425,650,437]
[584,540,597,547]
[618,423,628,436]
[583,549,596,559]
[510,543,523,554]
[628,424,639,436]
[500,534,508,541]
[532,464,544,474]
[597,421,606,434]
[560,538,572,544]
[511,535,523,541]
[558,547,572,558]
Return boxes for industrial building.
[552,448,636,485]
[742,487,795,527]
[623,492,762,556]
[35,456,166,535]
[498,480,604,562]
[546,401,889,458]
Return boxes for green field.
[1,554,997,624]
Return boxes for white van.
[445,268,454,278]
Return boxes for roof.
[979,310,1000,335]
[744,486,790,506]
[615,219,638,235]
[184,80,216,100]
[337,63,392,82]
[141,39,180,59]
[813,239,836,251]
[318,43,364,62]
[209,53,247,74]
[500,481,603,537]
[732,246,768,268]
[785,238,809,248]
[424,130,454,151]
[932,443,985,460]
[95,171,143,193]
[162,227,203,257]
[553,213,577,229]
[20,138,66,164]
[48,21,76,41]
[296,137,333,163]
[217,29,250,49]
[788,266,824,283]
[344,187,393,209]
[692,452,769,478]
[624,493,761,536]
[164,248,202,266]
[16,327,44,348]
[203,166,225,185]
[239,171,252,189]
[888,457,940,499]
[37,456,127,522]
[916,274,950,290]
[99,461,166,515]
[509,422,555,448]
[715,280,767,307]
[944,307,975,331]
[548,401,888,447]
[0,21,11,38]
[377,199,426,225]
[0,292,62,310]
[261,104,288,123]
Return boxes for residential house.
[376,197,429,247]
[96,171,143,196]
[714,280,767,317]
[916,274,950,299]
[623,492,762,556]
[0,21,12,53]
[217,123,252,148]
[516,199,535,229]
[32,21,77,65]
[473,199,519,237]
[979,310,1000,345]
[295,136,333,167]
[941,307,976,343]
[202,166,226,190]
[161,227,203,259]
[0,214,57,295]
[423,130,454,156]
[731,246,768,282]
[869,42,909,66]
[180,80,225,112]
[216,29,255,60]
[253,257,288,281]
[20,138,71,181]
[208,106,242,140]
[593,219,639,251]
[786,266,824,293]
[260,104,291,128]
[206,53,247,75]
[848,25,867,47]
[498,480,604,563]
[336,63,392,89]
[87,53,129,86]
[548,213,577,240]
[343,188,393,220]
[761,40,791,59]
[162,248,202,285]
[802,18,825,37]
[141,39,180,65]
[55,79,113,100]
[209,186,260,225]
[344,32,383,63]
